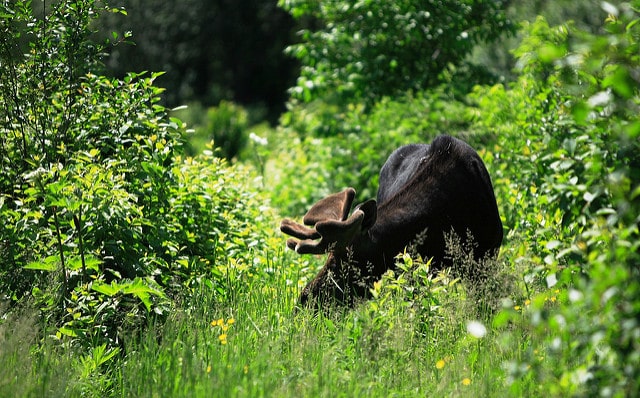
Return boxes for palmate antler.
[280,188,377,255]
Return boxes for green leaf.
[91,281,122,297]
[90,344,120,368]
[571,101,590,125]
[602,66,634,99]
[67,255,102,272]
[492,310,514,328]
[538,43,566,63]
[121,280,155,311]
[323,318,337,332]
[631,184,640,200]
[58,327,78,337]
[24,256,59,272]
[626,120,640,139]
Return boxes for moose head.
[281,135,503,309]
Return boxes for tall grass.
[108,252,526,397]
[0,223,540,397]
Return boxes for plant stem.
[74,213,87,282]
[52,206,68,303]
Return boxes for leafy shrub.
[472,6,639,395]
[0,0,279,351]
[201,101,249,160]
[269,1,517,213]
[0,1,130,194]
[278,0,514,140]
[369,252,464,338]
[175,101,269,161]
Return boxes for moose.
[280,135,503,308]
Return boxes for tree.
[99,0,299,123]
[280,0,513,106]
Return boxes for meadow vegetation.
[0,0,638,396]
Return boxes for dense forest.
[0,0,638,396]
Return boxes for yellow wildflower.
[436,360,445,370]
[462,378,471,386]
[219,333,228,344]
[206,365,212,373]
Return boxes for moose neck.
[341,204,442,277]
[331,227,391,280]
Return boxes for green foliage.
[280,0,513,106]
[468,4,640,395]
[272,0,514,208]
[0,0,119,195]
[369,252,464,338]
[202,101,249,160]
[2,0,640,396]
[267,5,639,395]
[0,0,276,353]
[111,252,508,397]
[174,101,271,160]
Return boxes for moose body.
[281,135,503,307]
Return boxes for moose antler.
[280,188,376,255]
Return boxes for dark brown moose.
[280,135,503,308]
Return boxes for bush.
[470,7,640,395]
[174,101,270,161]
[201,101,249,160]
[0,0,278,351]
[271,7,640,394]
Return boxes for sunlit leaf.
[602,66,634,99]
[92,281,121,296]
[24,256,59,272]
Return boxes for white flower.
[568,289,583,302]
[466,320,487,338]
[588,90,612,107]
[249,132,268,146]
[546,273,558,288]
[601,2,619,17]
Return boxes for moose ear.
[303,188,356,225]
[355,199,377,230]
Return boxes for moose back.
[280,135,503,308]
